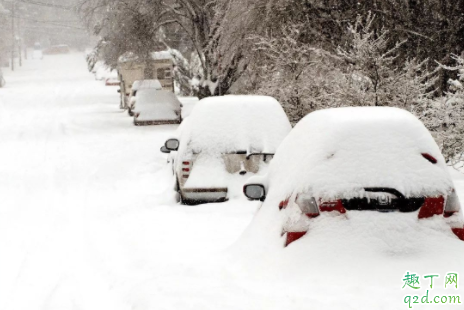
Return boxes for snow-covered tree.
[245,14,437,124]
[425,55,464,166]
[337,13,437,109]
[247,25,344,123]
[168,48,194,96]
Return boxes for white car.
[133,89,182,126]
[243,107,464,246]
[32,50,43,60]
[128,79,163,116]
[161,95,292,204]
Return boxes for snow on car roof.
[132,80,162,91]
[135,89,181,109]
[266,107,454,200]
[179,95,292,154]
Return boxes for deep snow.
[0,53,463,310]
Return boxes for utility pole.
[17,10,21,67]
[218,53,221,96]
[10,1,15,71]
[24,30,27,60]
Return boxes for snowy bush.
[248,26,346,123]
[168,49,194,96]
[425,55,464,166]
[248,14,437,125]
[337,13,437,110]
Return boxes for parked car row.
[104,62,464,246]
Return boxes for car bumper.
[181,187,228,203]
[134,118,181,126]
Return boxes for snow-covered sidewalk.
[0,53,463,310]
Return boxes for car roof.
[178,95,292,155]
[135,89,181,109]
[132,79,162,91]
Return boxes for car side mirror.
[243,184,266,201]
[160,146,170,154]
[117,89,121,93]
[165,138,179,151]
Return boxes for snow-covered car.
[128,79,163,116]
[243,107,464,246]
[32,50,43,60]
[133,89,182,126]
[105,77,120,86]
[161,95,292,204]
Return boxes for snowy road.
[0,54,257,310]
[1,53,464,310]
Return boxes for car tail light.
[279,199,289,210]
[418,196,444,219]
[182,161,191,179]
[296,195,320,218]
[422,153,437,164]
[319,200,346,214]
[444,190,461,218]
[285,231,306,247]
[452,228,464,241]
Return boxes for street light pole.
[10,1,15,71]
[18,11,21,67]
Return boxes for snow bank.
[134,89,181,121]
[229,206,464,310]
[178,95,292,155]
[264,107,453,201]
